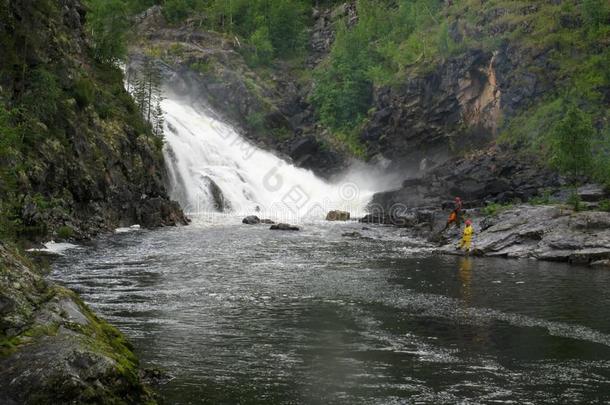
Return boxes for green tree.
[248,26,274,65]
[310,21,373,130]
[582,0,609,31]
[548,105,596,178]
[86,0,130,63]
[267,0,308,56]
[163,0,194,23]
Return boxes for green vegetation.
[56,226,74,240]
[311,0,447,131]
[85,0,131,63]
[482,202,513,217]
[599,199,610,212]
[150,0,313,63]
[0,0,165,242]
[548,105,595,178]
[529,190,555,206]
[567,189,583,212]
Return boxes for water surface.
[51,217,610,404]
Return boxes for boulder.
[342,231,362,238]
[270,223,300,231]
[578,184,608,202]
[242,215,261,225]
[0,243,152,404]
[326,210,351,221]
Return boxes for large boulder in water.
[270,223,300,231]
[242,215,261,225]
[205,177,231,212]
[326,210,350,221]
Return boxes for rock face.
[242,215,261,225]
[270,223,300,231]
[0,243,153,404]
[371,146,565,213]
[363,50,502,168]
[326,210,351,221]
[445,205,610,264]
[360,32,555,170]
[0,0,187,243]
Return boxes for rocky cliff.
[128,6,348,178]
[0,0,186,243]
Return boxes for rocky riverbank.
[437,205,610,265]
[0,243,155,404]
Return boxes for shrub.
[21,68,61,123]
[529,190,554,205]
[74,77,96,108]
[567,189,583,212]
[57,226,74,240]
[547,105,595,179]
[598,199,610,212]
[247,26,274,66]
[86,0,130,63]
[482,202,512,217]
[246,112,265,131]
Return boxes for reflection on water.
[458,257,473,304]
[51,217,610,404]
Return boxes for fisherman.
[459,219,474,253]
[443,196,463,231]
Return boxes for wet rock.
[242,215,261,225]
[438,205,610,264]
[577,184,608,202]
[371,146,564,212]
[326,210,351,221]
[140,366,173,386]
[260,219,275,224]
[204,177,231,213]
[0,243,153,404]
[342,231,362,238]
[270,223,300,231]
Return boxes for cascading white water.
[162,97,396,222]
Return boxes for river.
[50,216,610,404]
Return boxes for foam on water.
[27,241,80,255]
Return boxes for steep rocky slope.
[0,0,186,243]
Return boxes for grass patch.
[482,201,513,217]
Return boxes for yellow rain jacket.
[459,224,474,251]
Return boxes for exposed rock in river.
[243,215,261,225]
[0,243,154,404]
[270,223,300,231]
[326,210,351,221]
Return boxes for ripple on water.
[50,219,610,404]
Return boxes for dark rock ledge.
[0,243,155,404]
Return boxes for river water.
[50,216,610,404]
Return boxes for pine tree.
[129,59,164,138]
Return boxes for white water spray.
[161,97,398,222]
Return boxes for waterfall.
[161,97,395,222]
